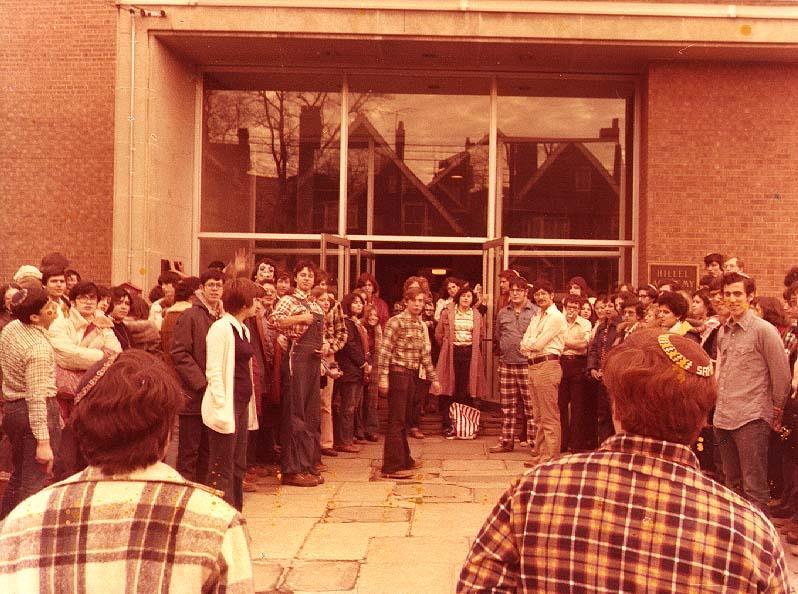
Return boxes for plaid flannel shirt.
[377,310,437,386]
[0,320,57,441]
[458,433,789,593]
[327,301,348,353]
[268,290,330,342]
[0,462,254,593]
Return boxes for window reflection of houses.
[240,105,621,242]
[347,115,487,237]
[501,119,622,239]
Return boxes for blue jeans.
[1,398,62,519]
[336,382,363,446]
[714,419,771,512]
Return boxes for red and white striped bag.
[450,402,480,439]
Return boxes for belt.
[561,354,587,360]
[528,354,560,365]
[389,364,418,374]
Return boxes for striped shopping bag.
[450,402,480,439]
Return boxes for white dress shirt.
[520,303,567,357]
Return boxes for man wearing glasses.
[489,276,538,454]
[170,269,225,484]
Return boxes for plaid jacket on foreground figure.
[458,434,788,593]
[0,462,254,593]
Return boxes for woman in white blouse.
[431,284,487,437]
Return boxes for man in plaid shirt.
[377,286,440,478]
[459,330,789,593]
[0,287,61,518]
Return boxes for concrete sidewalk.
[244,434,524,594]
[244,430,798,594]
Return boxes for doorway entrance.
[373,254,483,308]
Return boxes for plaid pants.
[498,362,535,445]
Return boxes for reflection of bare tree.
[205,90,385,232]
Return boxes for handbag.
[449,402,480,439]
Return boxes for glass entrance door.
[481,237,509,404]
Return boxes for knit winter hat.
[13,265,42,283]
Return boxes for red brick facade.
[0,0,116,284]
[3,2,796,298]
[643,62,798,296]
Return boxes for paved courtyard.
[241,429,798,593]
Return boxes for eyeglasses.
[75,295,97,302]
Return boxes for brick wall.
[644,62,798,297]
[0,0,116,285]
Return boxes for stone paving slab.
[442,473,517,484]
[282,560,359,592]
[298,522,409,560]
[252,561,285,592]
[325,505,412,523]
[392,482,473,503]
[410,502,496,537]
[504,459,534,473]
[331,481,395,503]
[323,467,375,482]
[442,458,507,471]
[249,517,318,560]
[244,489,337,519]
[356,561,460,594]
[471,484,511,504]
[365,535,471,566]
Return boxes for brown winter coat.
[430,303,487,398]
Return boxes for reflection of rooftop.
[516,141,619,201]
[349,115,465,234]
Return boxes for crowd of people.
[0,249,797,590]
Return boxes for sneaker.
[489,443,514,453]
[242,479,258,492]
[444,428,457,440]
[409,428,425,439]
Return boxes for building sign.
[648,263,698,292]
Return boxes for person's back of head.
[72,350,184,475]
[603,330,715,445]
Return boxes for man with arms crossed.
[519,279,566,466]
